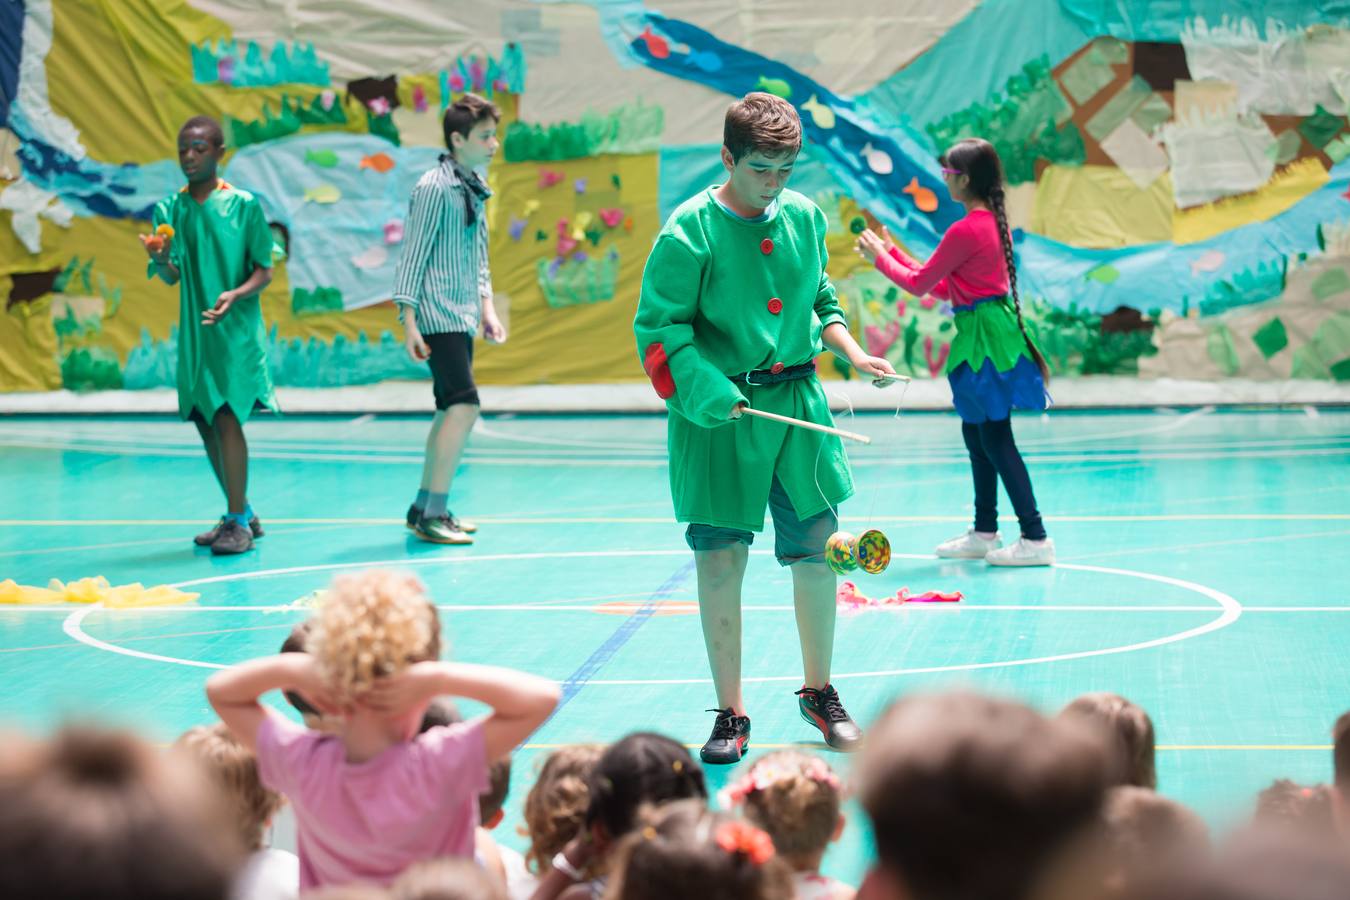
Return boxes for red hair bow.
[714,820,775,866]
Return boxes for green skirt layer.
[946,298,1038,375]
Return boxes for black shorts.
[425,331,479,410]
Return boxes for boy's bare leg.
[695,543,749,714]
[421,404,479,494]
[212,406,248,515]
[192,414,227,499]
[791,562,836,690]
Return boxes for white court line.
[57,553,1243,684]
[15,604,1344,614]
[3,436,1349,467]
[1013,406,1213,447]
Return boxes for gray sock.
[413,488,430,510]
[424,492,449,518]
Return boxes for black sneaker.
[796,684,863,752]
[195,514,263,546]
[700,707,751,765]
[210,519,255,555]
[412,514,474,545]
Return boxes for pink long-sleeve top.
[873,208,1010,308]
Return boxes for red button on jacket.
[760,238,773,255]
[770,362,785,374]
[767,297,783,314]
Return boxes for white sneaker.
[985,537,1055,567]
[935,529,1002,559]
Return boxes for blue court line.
[550,559,697,715]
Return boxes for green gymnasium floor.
[1,408,1348,883]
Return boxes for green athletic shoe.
[406,504,477,534]
[412,514,474,545]
[195,515,263,546]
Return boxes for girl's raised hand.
[855,228,886,264]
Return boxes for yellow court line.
[3,514,1350,527]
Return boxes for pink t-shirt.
[255,711,489,890]
[873,208,1010,307]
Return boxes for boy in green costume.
[634,93,895,763]
[143,116,278,556]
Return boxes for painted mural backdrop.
[2,0,1349,393]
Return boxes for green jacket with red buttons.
[634,187,854,533]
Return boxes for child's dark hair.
[179,115,225,147]
[1254,779,1337,834]
[479,756,512,827]
[941,138,1048,381]
[728,751,842,866]
[607,799,794,900]
[858,691,1107,900]
[585,732,707,839]
[1098,785,1208,896]
[442,93,500,150]
[0,726,242,900]
[1059,692,1156,789]
[723,92,801,163]
[281,619,318,716]
[1333,710,1350,792]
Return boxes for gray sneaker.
[196,515,263,546]
[412,514,473,545]
[210,519,255,555]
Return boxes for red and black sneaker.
[700,707,751,765]
[796,684,863,752]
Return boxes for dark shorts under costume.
[685,476,837,566]
[425,331,479,410]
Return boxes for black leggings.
[961,419,1046,541]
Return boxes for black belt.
[729,362,816,386]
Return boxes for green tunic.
[149,182,278,423]
[634,188,854,532]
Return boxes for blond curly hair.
[738,751,842,863]
[305,570,442,702]
[523,744,605,873]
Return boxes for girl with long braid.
[856,138,1054,566]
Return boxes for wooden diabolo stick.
[738,406,872,445]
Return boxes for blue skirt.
[948,355,1049,424]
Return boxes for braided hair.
[941,139,1050,381]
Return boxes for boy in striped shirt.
[393,94,506,544]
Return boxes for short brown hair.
[736,751,841,865]
[1099,785,1208,893]
[858,691,1108,900]
[607,799,795,900]
[392,857,506,900]
[175,722,285,851]
[0,726,242,899]
[523,744,604,873]
[1060,692,1156,789]
[1333,711,1350,791]
[723,92,801,163]
[443,93,500,150]
[479,755,512,826]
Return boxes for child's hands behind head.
[281,652,345,718]
[360,660,446,716]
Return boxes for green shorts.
[685,476,837,566]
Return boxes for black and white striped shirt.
[392,159,490,335]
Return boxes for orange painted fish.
[902,176,938,213]
[360,152,395,173]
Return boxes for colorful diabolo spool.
[854,528,891,574]
[825,531,858,575]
